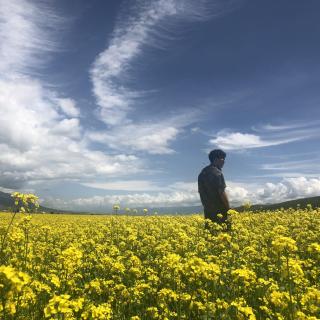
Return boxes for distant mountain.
[1,190,319,214]
[235,196,320,212]
[0,191,64,213]
[0,191,14,210]
[129,196,320,215]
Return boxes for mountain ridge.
[1,190,319,214]
[0,191,65,213]
[146,195,320,214]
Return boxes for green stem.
[0,210,18,260]
[1,299,7,320]
[24,227,29,270]
[286,255,294,320]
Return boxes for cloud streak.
[90,0,236,127]
[0,0,60,76]
[86,111,198,154]
[262,159,320,172]
[91,0,175,125]
[210,120,320,150]
[81,180,163,192]
[88,0,238,154]
[209,132,301,150]
[252,120,320,133]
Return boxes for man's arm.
[219,190,230,211]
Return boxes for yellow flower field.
[0,208,320,319]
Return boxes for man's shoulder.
[203,165,221,174]
[199,165,210,177]
[199,165,221,179]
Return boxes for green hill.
[0,191,61,213]
[235,196,320,212]
[0,191,14,210]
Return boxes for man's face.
[214,157,225,169]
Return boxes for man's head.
[209,149,226,169]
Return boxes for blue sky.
[1,0,320,211]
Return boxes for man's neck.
[212,163,222,170]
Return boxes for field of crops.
[0,209,320,319]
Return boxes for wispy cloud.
[88,0,239,154]
[81,180,163,192]
[90,0,178,125]
[90,0,237,126]
[86,111,198,154]
[81,180,198,193]
[209,132,301,150]
[261,159,320,171]
[0,0,60,76]
[210,119,320,150]
[252,120,320,133]
[87,122,179,154]
[257,156,320,179]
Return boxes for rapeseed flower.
[0,209,319,319]
[271,236,298,253]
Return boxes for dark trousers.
[204,208,230,231]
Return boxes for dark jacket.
[198,164,227,219]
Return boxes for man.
[198,149,230,228]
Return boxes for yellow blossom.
[271,236,298,253]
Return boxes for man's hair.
[208,149,226,163]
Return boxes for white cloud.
[0,75,60,152]
[228,178,320,205]
[86,110,199,154]
[57,98,80,118]
[90,0,179,125]
[169,181,197,192]
[87,0,241,155]
[0,129,144,189]
[226,181,250,204]
[258,156,320,179]
[256,177,320,203]
[261,159,320,172]
[45,190,201,212]
[87,122,179,154]
[253,120,320,133]
[210,119,320,151]
[210,132,263,150]
[0,0,144,190]
[87,0,217,154]
[90,0,235,126]
[51,118,81,138]
[209,132,301,150]
[45,177,320,211]
[81,180,163,191]
[81,180,198,193]
[0,0,59,75]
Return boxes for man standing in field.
[198,149,230,229]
